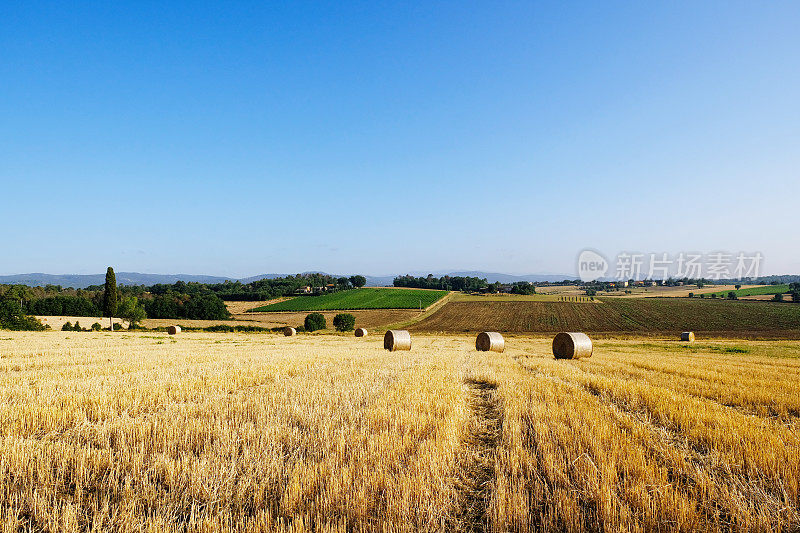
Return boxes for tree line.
[206,274,367,300]
[0,271,372,329]
[393,274,535,294]
[393,274,489,292]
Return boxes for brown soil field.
[409,298,800,338]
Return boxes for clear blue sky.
[2,2,798,277]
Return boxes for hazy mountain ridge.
[0,271,574,289]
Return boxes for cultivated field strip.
[0,334,798,531]
[409,299,800,337]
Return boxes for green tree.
[0,299,45,331]
[304,312,326,332]
[333,313,355,332]
[349,275,367,288]
[62,321,73,331]
[72,321,83,332]
[103,267,118,319]
[118,296,147,328]
[735,284,742,290]
[773,293,784,302]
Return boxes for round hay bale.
[166,325,181,335]
[384,330,411,351]
[681,331,695,342]
[552,332,593,359]
[354,327,368,337]
[476,331,505,352]
[283,327,296,337]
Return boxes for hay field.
[36,316,128,331]
[0,332,798,531]
[144,309,419,331]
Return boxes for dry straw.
[166,326,181,335]
[681,331,695,342]
[476,331,505,352]
[552,332,593,359]
[283,327,296,337]
[384,330,411,351]
[354,328,368,337]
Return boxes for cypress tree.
[103,267,118,318]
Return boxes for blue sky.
[2,1,798,277]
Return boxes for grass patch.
[705,284,789,298]
[250,288,448,312]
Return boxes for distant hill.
[0,272,233,288]
[442,271,574,284]
[0,270,575,289]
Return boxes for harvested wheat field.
[0,332,798,531]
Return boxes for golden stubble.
[0,333,797,531]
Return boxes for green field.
[705,284,789,298]
[409,297,800,337]
[250,288,449,311]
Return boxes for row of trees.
[394,274,489,292]
[1,270,373,329]
[5,267,229,327]
[204,274,367,301]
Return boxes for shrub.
[233,325,269,333]
[113,323,123,331]
[688,293,694,298]
[91,322,102,331]
[62,322,73,331]
[73,321,83,331]
[204,324,235,332]
[773,293,784,302]
[304,313,326,332]
[333,313,355,332]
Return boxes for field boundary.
[379,291,456,331]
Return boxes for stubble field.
[0,332,798,531]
